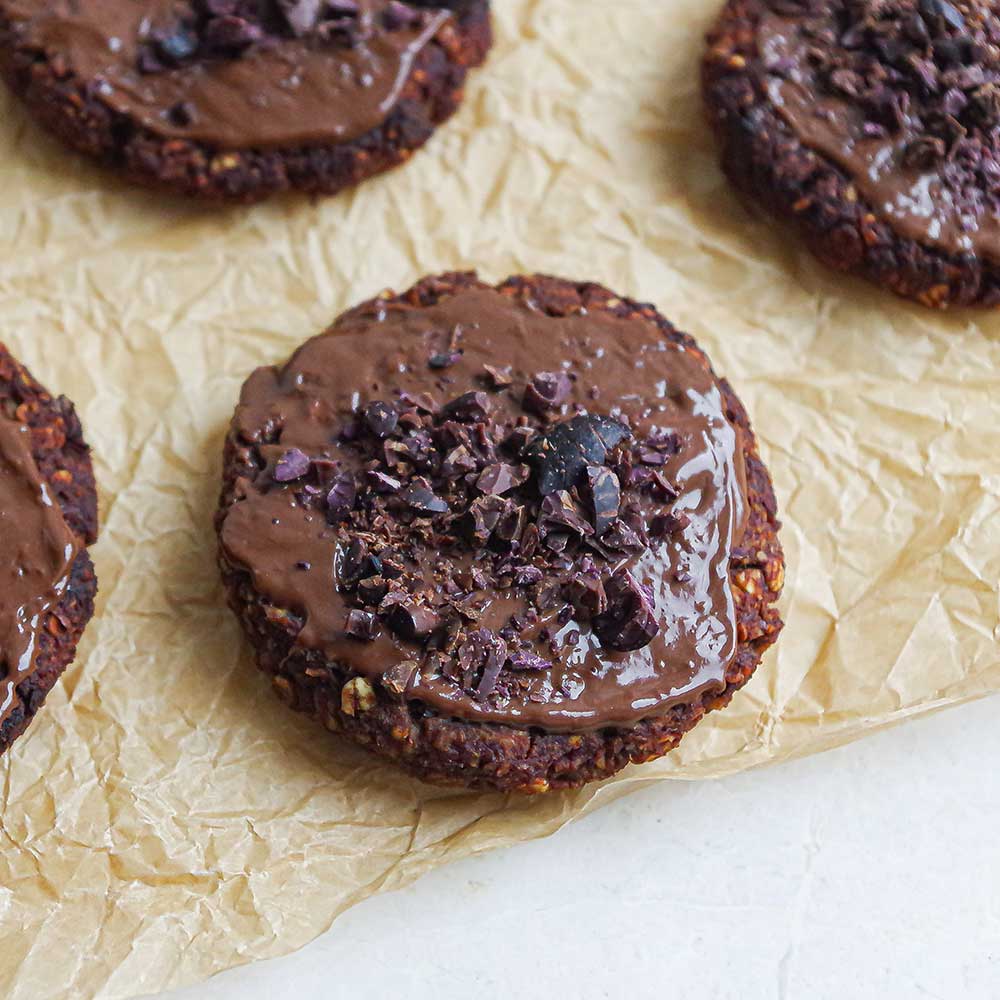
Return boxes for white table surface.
[163,696,999,1000]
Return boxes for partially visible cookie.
[704,0,1000,308]
[216,272,784,792]
[0,0,491,202]
[0,346,98,754]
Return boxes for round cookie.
[0,0,491,202]
[704,0,1000,308]
[216,273,784,792]
[0,345,98,755]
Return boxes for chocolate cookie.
[0,0,491,202]
[0,346,98,755]
[216,273,784,792]
[704,0,1000,308]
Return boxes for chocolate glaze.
[3,0,454,149]
[219,286,748,733]
[759,8,1000,262]
[0,416,78,725]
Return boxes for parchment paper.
[1,1,999,997]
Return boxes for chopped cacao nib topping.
[357,574,389,605]
[136,0,434,75]
[249,363,707,706]
[772,0,1000,215]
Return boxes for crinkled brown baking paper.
[2,1,999,997]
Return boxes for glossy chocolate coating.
[219,286,748,732]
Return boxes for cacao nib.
[538,491,594,538]
[429,351,461,369]
[507,650,551,671]
[399,483,450,515]
[476,462,529,495]
[651,510,690,538]
[278,0,323,35]
[273,447,310,482]
[455,629,508,699]
[155,27,199,64]
[326,474,357,520]
[919,0,965,32]
[381,658,417,696]
[482,364,513,389]
[364,400,398,438]
[584,465,620,535]
[203,15,262,52]
[345,609,379,640]
[382,0,422,30]
[593,569,660,652]
[441,391,491,422]
[357,575,389,606]
[369,471,402,493]
[386,602,441,640]
[523,371,572,415]
[524,414,631,495]
[335,539,371,589]
[464,495,508,545]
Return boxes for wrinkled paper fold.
[1,1,999,997]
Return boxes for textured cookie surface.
[216,272,783,791]
[0,346,98,755]
[704,0,1000,307]
[0,0,491,202]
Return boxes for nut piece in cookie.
[216,272,784,791]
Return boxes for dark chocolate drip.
[4,0,454,149]
[757,2,1000,261]
[0,417,79,725]
[219,286,748,733]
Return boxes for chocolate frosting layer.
[3,0,455,149]
[0,416,78,725]
[219,285,748,732]
[757,1,1000,261]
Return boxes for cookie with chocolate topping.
[215,272,784,791]
[0,0,491,202]
[0,346,98,754]
[704,0,1000,307]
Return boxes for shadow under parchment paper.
[0,2,999,998]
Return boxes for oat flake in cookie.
[0,346,98,755]
[0,0,491,202]
[216,273,784,792]
[705,0,1000,307]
